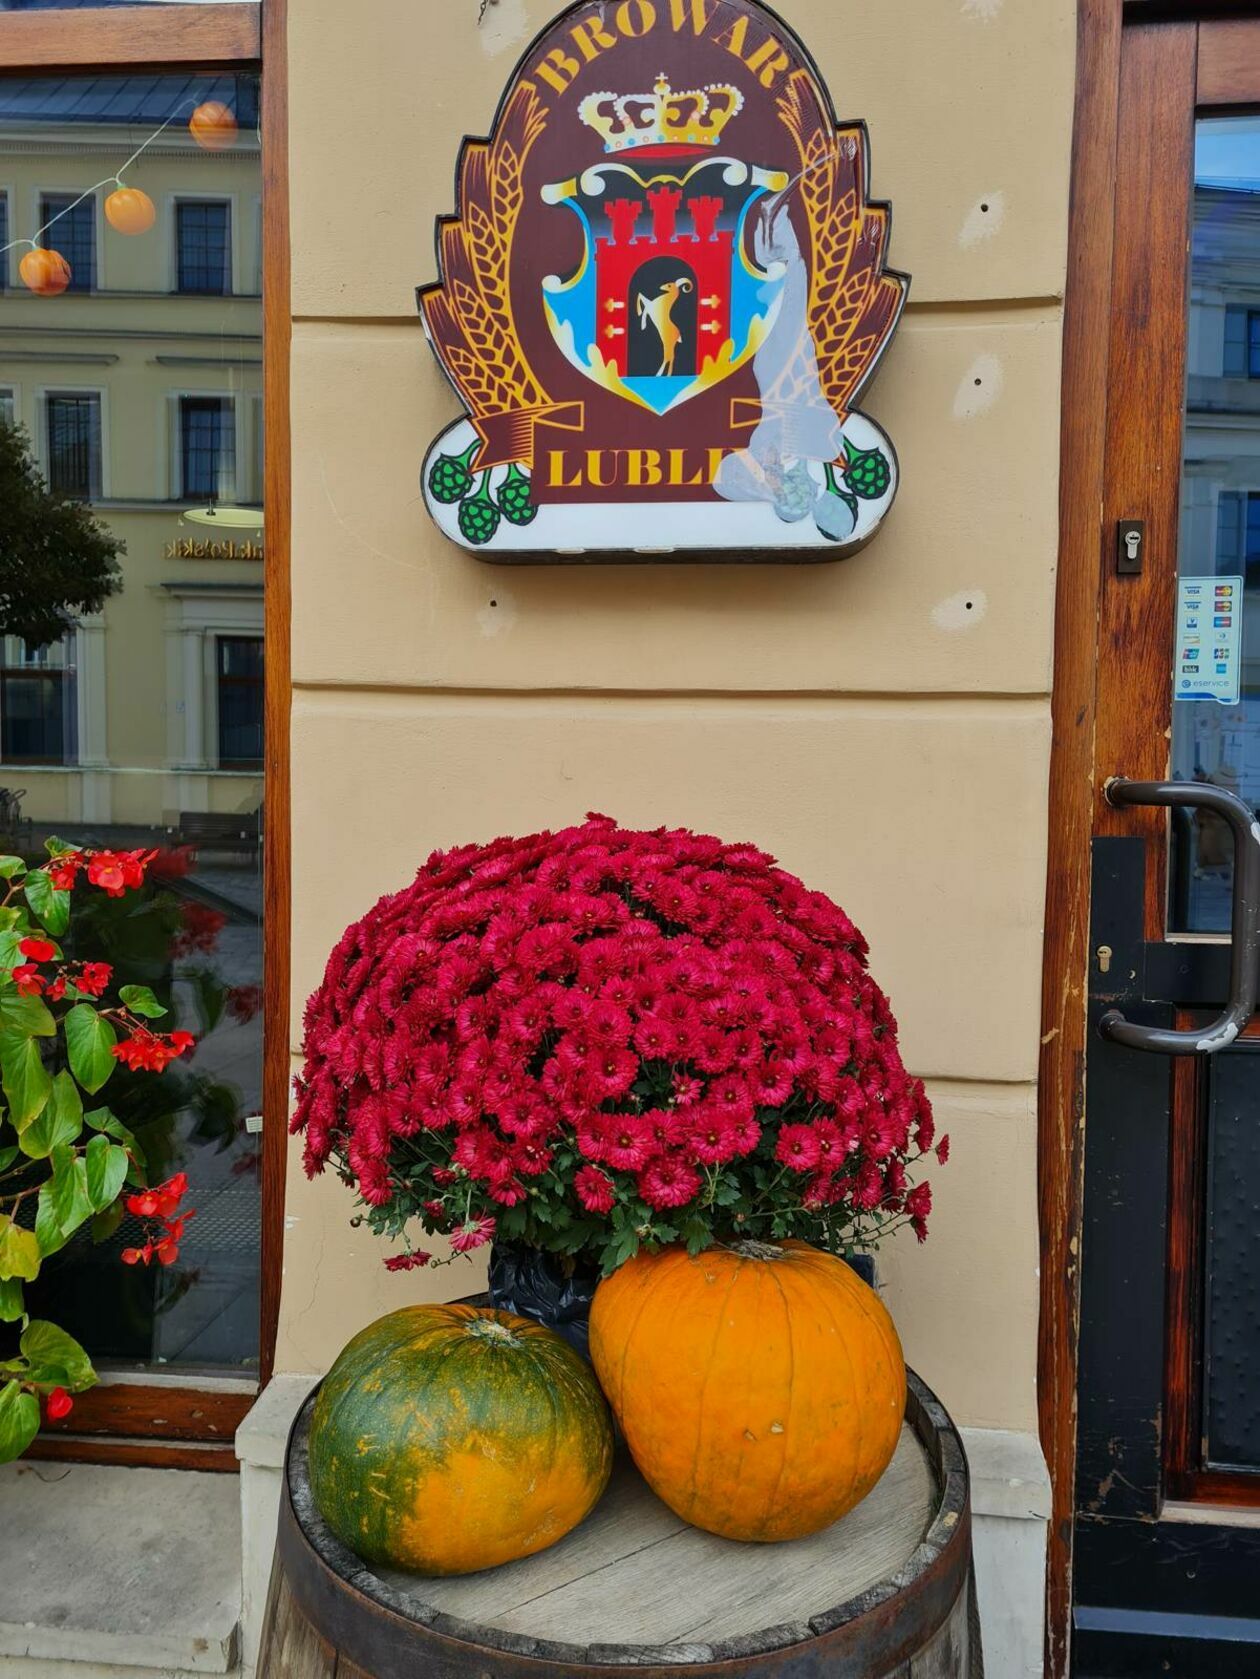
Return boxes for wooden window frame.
[0,1,290,1474]
[1044,6,1260,1673]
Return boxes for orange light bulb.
[19,248,71,297]
[189,101,239,151]
[105,186,156,236]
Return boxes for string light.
[1,98,242,292]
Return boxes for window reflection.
[0,73,263,1371]
[1173,118,1260,932]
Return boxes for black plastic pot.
[487,1245,600,1357]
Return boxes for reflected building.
[0,75,264,1372]
[0,75,262,838]
[1174,151,1260,929]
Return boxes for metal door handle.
[1099,778,1260,1055]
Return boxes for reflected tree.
[0,420,122,649]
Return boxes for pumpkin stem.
[465,1317,522,1346]
[727,1239,785,1261]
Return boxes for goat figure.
[636,277,693,377]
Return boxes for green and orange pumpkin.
[308,1303,613,1575]
[590,1239,906,1543]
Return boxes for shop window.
[45,391,101,499]
[216,634,263,768]
[176,199,231,296]
[39,192,94,291]
[180,395,236,500]
[0,636,78,766]
[0,193,7,289]
[1,63,266,1407]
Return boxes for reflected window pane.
[0,72,263,1374]
[176,200,231,296]
[39,193,95,290]
[181,396,236,499]
[46,392,101,499]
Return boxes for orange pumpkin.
[189,101,238,151]
[104,187,156,236]
[19,248,71,296]
[590,1239,906,1542]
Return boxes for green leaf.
[84,1107,143,1168]
[119,985,166,1020]
[64,1005,116,1095]
[0,858,25,881]
[84,1135,127,1212]
[0,1217,40,1282]
[22,869,70,937]
[0,1381,39,1463]
[20,1321,95,1391]
[0,990,55,1039]
[35,1149,91,1259]
[0,933,23,976]
[0,1278,22,1323]
[19,1072,83,1160]
[85,1106,132,1142]
[1,1036,51,1130]
[0,1146,17,1173]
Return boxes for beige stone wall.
[276,0,1075,1437]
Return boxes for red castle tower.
[595,188,733,380]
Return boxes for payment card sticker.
[1176,575,1243,705]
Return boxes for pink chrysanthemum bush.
[292,817,946,1275]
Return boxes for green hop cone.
[496,462,537,527]
[427,439,480,505]
[838,440,891,501]
[771,461,816,524]
[458,471,501,546]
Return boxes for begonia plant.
[0,841,196,1461]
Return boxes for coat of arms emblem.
[419,0,908,561]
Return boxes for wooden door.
[1069,15,1260,1676]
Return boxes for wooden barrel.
[262,1369,981,1678]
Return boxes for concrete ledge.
[961,1427,1050,1679]
[961,1425,1053,1521]
[0,1460,240,1674]
[236,1375,318,1677]
[234,1373,317,1472]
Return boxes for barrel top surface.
[283,1369,971,1669]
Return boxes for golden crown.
[577,74,744,154]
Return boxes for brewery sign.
[419,0,907,562]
